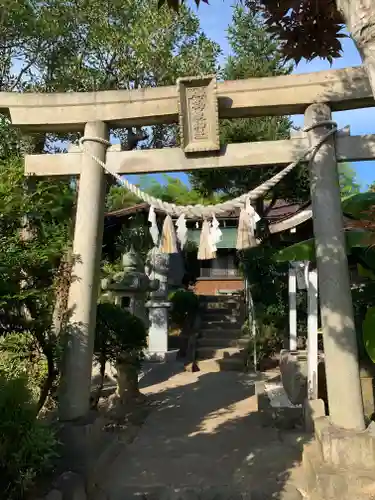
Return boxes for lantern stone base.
[302,417,375,499]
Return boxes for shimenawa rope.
[78,120,341,219]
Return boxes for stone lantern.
[101,249,159,327]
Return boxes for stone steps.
[200,317,243,326]
[196,295,246,372]
[200,297,244,313]
[199,295,242,302]
[196,346,243,360]
[197,337,249,348]
[201,304,242,312]
[196,357,244,372]
[199,328,244,338]
[201,316,243,326]
[201,301,240,309]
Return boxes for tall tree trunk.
[337,0,375,94]
[51,247,74,337]
[37,349,57,413]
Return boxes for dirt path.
[96,363,308,500]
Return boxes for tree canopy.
[1,0,221,152]
[158,0,349,64]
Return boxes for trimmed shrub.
[93,303,147,404]
[169,289,199,327]
[95,303,147,364]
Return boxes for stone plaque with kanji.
[177,75,220,153]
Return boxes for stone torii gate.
[1,67,375,432]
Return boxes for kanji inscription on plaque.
[177,75,220,153]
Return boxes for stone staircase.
[196,294,248,372]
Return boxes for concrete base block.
[315,417,375,470]
[303,440,375,500]
[302,418,375,499]
[303,399,326,433]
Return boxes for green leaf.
[274,231,372,263]
[357,263,375,280]
[342,192,375,219]
[275,238,316,263]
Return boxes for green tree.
[31,0,219,93]
[105,174,221,212]
[105,186,140,212]
[189,5,310,214]
[0,155,75,411]
[141,174,220,204]
[0,0,41,92]
[28,0,219,150]
[338,162,361,196]
[160,1,374,74]
[1,0,221,154]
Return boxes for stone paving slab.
[97,362,308,500]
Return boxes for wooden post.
[307,267,319,400]
[289,265,297,351]
[305,104,365,430]
[59,121,109,421]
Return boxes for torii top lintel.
[0,66,373,135]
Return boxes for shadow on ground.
[98,362,311,499]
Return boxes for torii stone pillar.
[305,104,365,430]
[59,121,109,421]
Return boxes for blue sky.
[134,0,375,191]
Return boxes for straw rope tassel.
[210,214,222,253]
[148,205,159,246]
[159,215,178,253]
[175,213,187,249]
[198,219,216,260]
[236,199,260,250]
